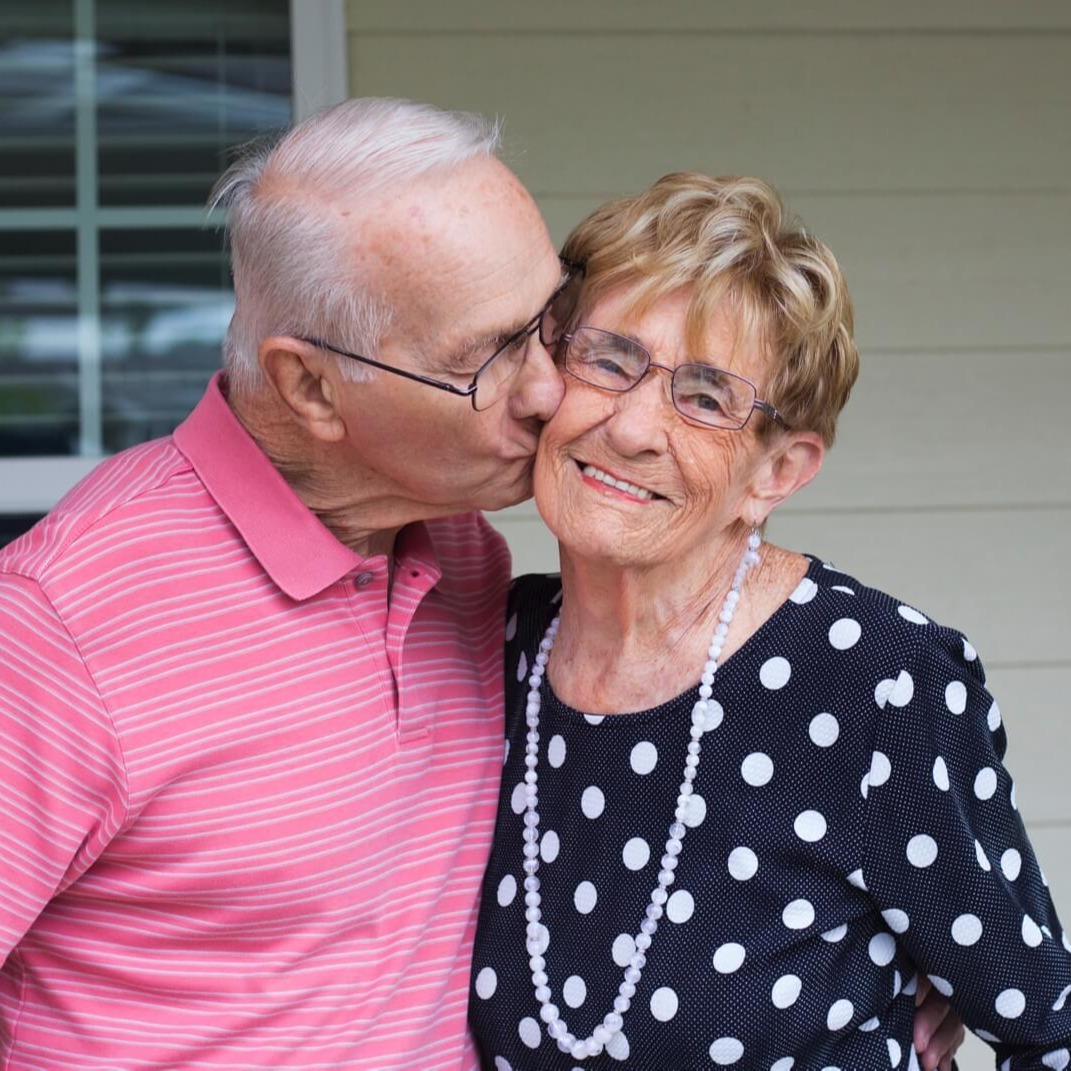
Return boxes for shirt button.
[356,572,375,588]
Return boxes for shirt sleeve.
[0,572,128,965]
[860,620,1071,1069]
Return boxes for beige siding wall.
[347,6,1070,1065]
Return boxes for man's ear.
[745,430,825,527]
[259,337,347,443]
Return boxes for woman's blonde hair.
[560,173,859,446]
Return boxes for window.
[0,0,346,526]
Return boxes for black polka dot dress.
[469,558,1071,1070]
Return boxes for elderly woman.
[468,174,1071,1070]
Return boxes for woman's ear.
[746,431,825,527]
[259,337,348,443]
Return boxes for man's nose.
[508,336,566,423]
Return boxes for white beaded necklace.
[520,530,762,1061]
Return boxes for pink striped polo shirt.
[0,375,510,1069]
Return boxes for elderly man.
[0,98,960,1069]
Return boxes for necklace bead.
[520,530,762,1057]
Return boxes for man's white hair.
[210,97,503,396]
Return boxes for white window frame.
[0,0,348,515]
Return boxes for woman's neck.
[548,535,806,714]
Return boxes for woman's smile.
[577,461,660,503]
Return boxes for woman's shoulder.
[794,554,987,687]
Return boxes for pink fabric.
[0,375,509,1069]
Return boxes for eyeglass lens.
[563,327,758,429]
[472,270,583,411]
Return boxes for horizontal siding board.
[488,507,1071,664]
[349,0,1071,33]
[350,35,1071,194]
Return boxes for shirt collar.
[173,373,398,601]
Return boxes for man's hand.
[914,974,966,1071]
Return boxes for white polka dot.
[888,1038,903,1067]
[562,974,587,1008]
[898,605,929,625]
[760,657,792,689]
[547,734,566,767]
[875,670,914,709]
[1011,781,1018,811]
[1022,914,1044,947]
[988,701,1002,731]
[515,652,528,682]
[996,988,1026,1019]
[832,585,855,595]
[829,618,861,650]
[728,846,758,881]
[611,933,635,968]
[906,834,938,868]
[848,868,867,891]
[771,974,802,1008]
[869,751,892,788]
[945,680,967,714]
[822,923,848,943]
[869,932,896,966]
[1042,1049,1070,1071]
[827,999,854,1031]
[666,889,695,924]
[741,752,774,786]
[881,908,910,934]
[713,942,747,973]
[510,782,527,814]
[892,970,902,999]
[650,986,679,1022]
[858,1018,880,1032]
[963,637,977,661]
[928,975,954,997]
[518,1016,541,1048]
[1001,848,1022,881]
[976,1029,1000,1044]
[809,712,840,747]
[606,1031,629,1061]
[574,880,597,914]
[951,913,983,946]
[503,739,510,765]
[932,756,950,791]
[794,809,828,842]
[497,874,517,907]
[505,613,518,641]
[630,740,658,775]
[771,1059,795,1071]
[1053,984,1071,1012]
[584,714,604,725]
[975,840,991,871]
[683,793,707,828]
[540,830,560,863]
[860,773,870,799]
[704,699,725,732]
[580,785,605,819]
[475,966,497,999]
[902,975,918,998]
[974,767,998,800]
[790,577,818,603]
[782,898,815,930]
[494,1056,512,1071]
[709,1037,744,1065]
[622,837,650,871]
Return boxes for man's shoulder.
[0,436,195,583]
[425,512,511,570]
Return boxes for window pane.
[0,8,77,209]
[0,231,79,455]
[96,2,292,207]
[99,227,232,452]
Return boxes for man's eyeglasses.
[297,261,583,412]
[558,325,786,431]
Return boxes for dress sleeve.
[860,621,1071,1069]
[0,573,127,965]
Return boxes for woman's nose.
[604,371,672,456]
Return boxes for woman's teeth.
[581,464,655,500]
